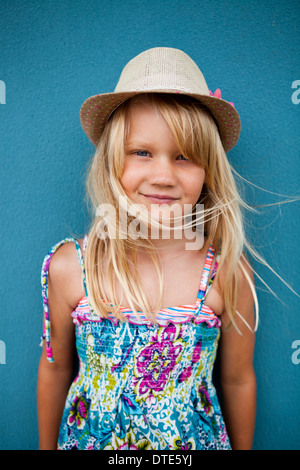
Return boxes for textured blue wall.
[0,0,299,450]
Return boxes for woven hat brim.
[80,90,241,153]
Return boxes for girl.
[37,47,256,450]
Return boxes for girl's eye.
[136,150,150,157]
[177,154,189,161]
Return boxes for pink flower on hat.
[209,88,235,108]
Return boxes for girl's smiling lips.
[141,193,180,204]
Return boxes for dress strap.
[202,256,218,302]
[73,237,88,298]
[196,244,217,307]
[40,236,87,363]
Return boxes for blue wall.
[0,0,299,450]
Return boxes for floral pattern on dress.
[67,393,91,430]
[133,324,184,402]
[56,318,230,450]
[41,237,231,450]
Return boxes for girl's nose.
[148,156,177,186]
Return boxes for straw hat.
[80,47,241,152]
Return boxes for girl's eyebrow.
[126,138,152,145]
[126,140,154,149]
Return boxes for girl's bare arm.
[37,243,83,450]
[219,261,256,450]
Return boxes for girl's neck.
[145,235,203,261]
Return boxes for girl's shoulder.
[215,252,254,286]
[207,252,254,312]
[47,238,86,310]
[214,252,256,330]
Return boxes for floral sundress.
[40,236,231,450]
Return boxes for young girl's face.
[121,100,205,217]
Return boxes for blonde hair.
[84,93,258,329]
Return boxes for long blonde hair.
[84,93,258,329]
